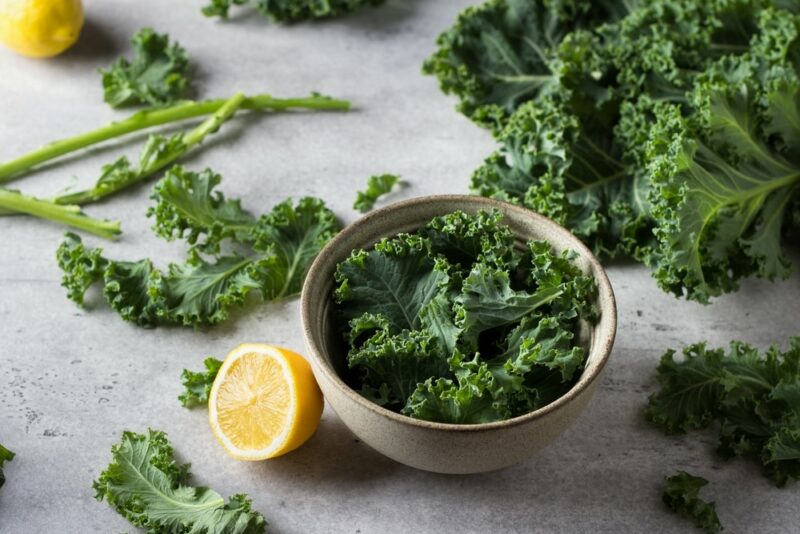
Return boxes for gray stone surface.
[0,0,798,532]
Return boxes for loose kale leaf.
[94,429,266,533]
[334,234,448,333]
[662,471,722,534]
[203,0,384,23]
[149,166,256,254]
[0,443,14,489]
[250,196,340,300]
[58,195,340,328]
[647,337,800,487]
[100,28,190,108]
[353,174,401,213]
[179,357,223,407]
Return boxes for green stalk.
[0,189,120,239]
[0,93,350,184]
[54,93,246,206]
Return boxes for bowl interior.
[302,195,616,429]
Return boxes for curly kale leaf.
[353,174,401,213]
[403,354,510,424]
[472,94,654,260]
[423,0,624,132]
[335,210,597,424]
[349,328,452,408]
[203,0,384,22]
[149,166,256,254]
[100,28,190,108]
[334,234,448,333]
[0,443,14,489]
[250,196,341,300]
[94,429,266,533]
[647,337,800,487]
[58,196,340,328]
[179,357,223,407]
[648,67,800,302]
[663,471,722,534]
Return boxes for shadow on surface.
[61,17,121,61]
[254,415,401,484]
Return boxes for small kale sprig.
[353,174,401,213]
[94,429,266,533]
[663,471,722,534]
[334,209,598,423]
[100,28,191,108]
[0,443,14,488]
[647,338,800,487]
[57,166,341,328]
[179,357,223,407]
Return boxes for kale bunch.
[425,0,800,302]
[334,209,598,424]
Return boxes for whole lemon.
[0,0,84,58]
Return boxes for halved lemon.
[208,343,324,461]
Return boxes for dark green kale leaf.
[203,0,384,23]
[94,429,266,533]
[100,28,190,108]
[58,191,340,328]
[403,353,510,424]
[422,0,624,132]
[335,210,597,424]
[0,443,14,489]
[647,337,800,487]
[179,357,223,407]
[349,328,452,408]
[663,471,722,534]
[334,233,448,333]
[353,174,401,213]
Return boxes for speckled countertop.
[0,1,798,532]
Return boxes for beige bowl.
[300,195,616,474]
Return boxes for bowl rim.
[301,194,617,433]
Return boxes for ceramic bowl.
[300,195,616,474]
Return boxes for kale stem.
[0,189,120,239]
[53,93,246,206]
[0,93,350,184]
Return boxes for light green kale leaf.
[662,471,722,534]
[94,429,266,533]
[353,174,401,213]
[100,28,190,108]
[179,357,223,407]
[149,166,256,254]
[203,0,383,22]
[0,443,14,489]
[58,196,339,328]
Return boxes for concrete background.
[0,0,798,532]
